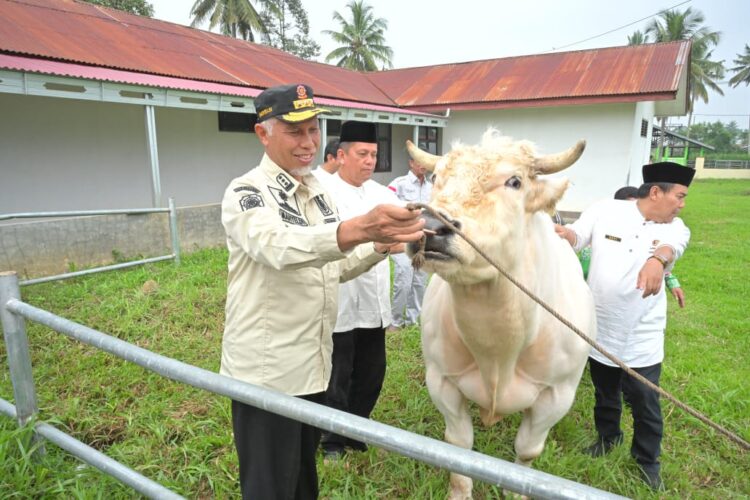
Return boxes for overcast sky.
[151,0,749,127]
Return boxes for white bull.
[406,130,596,499]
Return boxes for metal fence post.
[0,271,45,455]
[168,197,181,265]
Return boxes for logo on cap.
[297,85,308,99]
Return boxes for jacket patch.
[234,185,260,193]
[268,186,301,215]
[312,194,333,217]
[324,217,338,224]
[604,234,621,242]
[276,173,294,192]
[280,209,308,226]
[239,193,264,211]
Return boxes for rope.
[407,202,750,452]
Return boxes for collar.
[407,170,429,184]
[260,153,313,197]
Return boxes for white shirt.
[326,174,399,332]
[388,170,433,204]
[312,166,333,184]
[568,199,690,367]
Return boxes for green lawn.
[1,179,748,498]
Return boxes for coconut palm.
[323,0,393,71]
[728,44,750,88]
[190,0,268,41]
[644,7,725,151]
[627,30,648,46]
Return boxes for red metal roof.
[0,0,689,112]
[368,42,690,111]
[0,0,395,106]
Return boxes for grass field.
[1,179,749,498]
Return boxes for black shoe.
[639,466,664,491]
[345,438,368,452]
[584,436,622,457]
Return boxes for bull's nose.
[407,212,460,258]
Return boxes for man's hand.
[671,287,686,308]
[338,204,424,251]
[636,258,665,298]
[554,224,576,247]
[374,242,406,254]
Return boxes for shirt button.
[629,249,633,252]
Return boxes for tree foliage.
[728,44,750,88]
[190,0,268,41]
[644,7,725,111]
[323,0,393,71]
[260,0,320,60]
[82,0,154,17]
[674,121,749,154]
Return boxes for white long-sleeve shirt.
[326,174,400,332]
[568,199,690,367]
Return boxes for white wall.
[0,93,262,214]
[442,103,650,211]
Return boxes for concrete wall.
[0,93,262,214]
[442,102,651,211]
[0,204,224,278]
[694,157,750,179]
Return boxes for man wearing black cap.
[318,120,400,460]
[555,161,694,490]
[220,85,424,499]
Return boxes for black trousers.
[231,392,326,500]
[589,358,663,471]
[321,326,386,453]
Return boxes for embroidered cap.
[254,84,331,123]
[642,162,695,187]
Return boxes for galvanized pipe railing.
[0,398,184,500]
[0,199,181,285]
[0,272,627,500]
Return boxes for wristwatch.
[649,253,669,268]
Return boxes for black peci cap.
[642,162,695,187]
[254,84,331,123]
[339,121,377,143]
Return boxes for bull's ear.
[524,178,570,214]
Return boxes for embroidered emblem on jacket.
[239,193,264,211]
[280,210,308,226]
[268,186,301,215]
[312,194,333,217]
[276,173,294,192]
[234,185,261,193]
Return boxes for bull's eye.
[505,176,522,189]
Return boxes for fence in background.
[0,199,180,286]
[0,272,627,500]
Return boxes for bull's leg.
[426,366,474,499]
[514,385,576,466]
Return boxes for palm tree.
[190,0,268,42]
[323,0,393,71]
[627,30,648,46]
[728,44,750,88]
[644,7,724,153]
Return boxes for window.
[640,119,649,138]
[218,112,257,133]
[375,124,392,172]
[419,126,440,154]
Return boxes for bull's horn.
[533,140,586,175]
[406,140,440,172]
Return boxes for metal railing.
[0,272,627,500]
[703,159,750,169]
[0,199,181,286]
